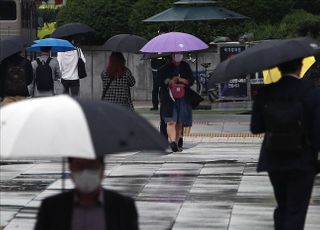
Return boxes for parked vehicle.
[0,0,37,43]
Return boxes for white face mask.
[174,54,184,63]
[71,169,101,193]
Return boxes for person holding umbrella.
[34,157,139,230]
[0,52,33,104]
[158,53,194,152]
[57,37,86,97]
[0,37,33,104]
[251,58,320,230]
[101,52,136,110]
[29,46,62,97]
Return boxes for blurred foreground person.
[0,52,33,104]
[35,157,139,230]
[251,58,320,230]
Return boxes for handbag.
[170,83,185,99]
[77,48,87,79]
[188,88,204,109]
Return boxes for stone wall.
[79,46,219,100]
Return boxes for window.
[0,1,17,20]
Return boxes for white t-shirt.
[57,48,86,80]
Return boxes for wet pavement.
[1,113,319,230]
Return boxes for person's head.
[68,157,105,194]
[40,46,51,54]
[157,25,169,35]
[277,58,303,76]
[106,52,126,78]
[62,36,76,45]
[171,53,184,65]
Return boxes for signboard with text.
[219,45,247,98]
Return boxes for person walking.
[34,157,139,230]
[0,52,33,104]
[101,52,135,110]
[158,53,194,152]
[30,46,62,97]
[149,26,170,111]
[250,58,320,230]
[150,57,167,111]
[57,38,86,96]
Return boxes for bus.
[0,0,37,43]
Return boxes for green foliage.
[248,10,320,40]
[55,0,320,45]
[57,0,136,44]
[128,0,173,39]
[294,0,320,15]
[38,7,60,24]
[221,0,296,24]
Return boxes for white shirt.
[57,48,86,80]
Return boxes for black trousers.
[159,104,168,139]
[61,79,80,97]
[268,169,315,230]
[151,71,160,107]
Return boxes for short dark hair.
[40,46,51,52]
[277,58,303,74]
[158,25,169,34]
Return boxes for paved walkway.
[1,113,319,230]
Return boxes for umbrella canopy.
[103,34,148,53]
[140,53,170,60]
[51,22,95,39]
[143,0,248,22]
[0,38,24,62]
[208,37,320,86]
[0,95,168,160]
[27,38,76,52]
[303,55,320,83]
[140,32,208,53]
[6,35,30,47]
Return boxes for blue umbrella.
[27,38,76,52]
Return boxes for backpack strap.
[36,58,41,66]
[101,72,114,100]
[45,57,52,65]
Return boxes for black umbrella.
[208,37,320,86]
[303,54,320,83]
[0,38,24,62]
[103,34,148,54]
[0,95,168,159]
[7,35,30,47]
[51,22,95,39]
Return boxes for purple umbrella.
[140,32,208,53]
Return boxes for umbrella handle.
[62,157,66,191]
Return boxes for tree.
[221,0,296,24]
[57,0,136,44]
[128,0,173,39]
[294,0,320,15]
[248,10,320,40]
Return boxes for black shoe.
[170,142,179,152]
[178,137,183,148]
[150,107,158,111]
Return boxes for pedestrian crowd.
[1,32,320,230]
